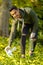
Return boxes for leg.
[21,24,29,57]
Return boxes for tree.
[0,0,11,37]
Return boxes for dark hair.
[9,6,17,11]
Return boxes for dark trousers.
[21,23,38,55]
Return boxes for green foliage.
[0,0,2,5]
[0,0,43,64]
[0,37,43,65]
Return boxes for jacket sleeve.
[30,9,38,32]
[8,19,17,45]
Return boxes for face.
[10,9,22,19]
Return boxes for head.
[9,6,22,19]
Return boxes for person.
[5,6,38,58]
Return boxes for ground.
[0,37,43,65]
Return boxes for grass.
[0,36,43,65]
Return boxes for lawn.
[0,37,43,65]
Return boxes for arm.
[30,9,38,32]
[8,19,17,46]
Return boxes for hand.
[30,32,36,38]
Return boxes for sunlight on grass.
[0,37,43,65]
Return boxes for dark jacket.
[9,7,38,44]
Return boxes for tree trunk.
[0,0,11,37]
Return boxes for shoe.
[5,46,13,57]
[21,54,25,58]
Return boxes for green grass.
[0,37,43,65]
